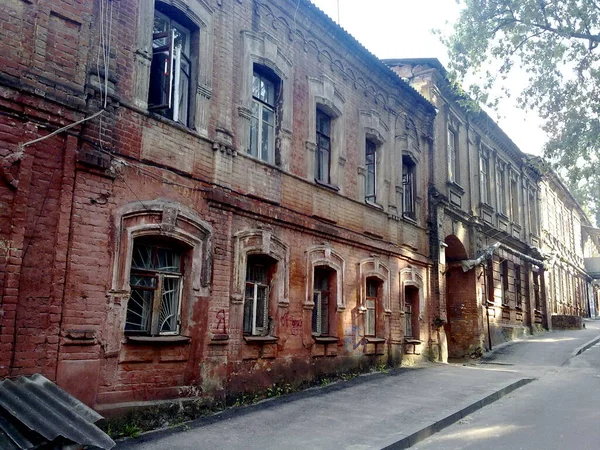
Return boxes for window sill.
[365,200,384,210]
[501,304,511,310]
[364,337,385,344]
[447,181,465,195]
[244,335,279,344]
[404,338,422,345]
[314,179,340,192]
[402,213,417,224]
[312,336,339,344]
[148,110,194,134]
[126,335,191,345]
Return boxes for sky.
[311,0,547,156]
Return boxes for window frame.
[126,240,185,336]
[497,165,507,214]
[148,9,193,126]
[515,264,522,308]
[365,277,379,337]
[510,176,519,223]
[402,156,417,220]
[365,138,377,203]
[501,260,509,306]
[480,153,490,205]
[312,266,335,336]
[249,66,279,163]
[447,128,458,184]
[315,108,332,184]
[243,254,276,336]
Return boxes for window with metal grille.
[365,139,377,202]
[365,278,379,336]
[249,67,278,162]
[243,255,274,336]
[312,267,333,336]
[126,240,183,335]
[315,109,331,184]
[402,156,416,220]
[148,9,192,126]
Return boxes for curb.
[571,333,600,358]
[381,377,535,449]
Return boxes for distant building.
[386,59,547,356]
[538,168,600,320]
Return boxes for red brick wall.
[0,0,437,409]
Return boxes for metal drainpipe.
[484,263,493,351]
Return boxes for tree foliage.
[444,0,600,225]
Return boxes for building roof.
[301,1,437,116]
[0,374,115,449]
[382,57,533,166]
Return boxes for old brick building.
[0,0,438,411]
[386,59,547,357]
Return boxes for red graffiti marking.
[215,309,227,334]
[281,311,302,336]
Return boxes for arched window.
[110,200,212,342]
[126,238,187,335]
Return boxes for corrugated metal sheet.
[0,374,115,449]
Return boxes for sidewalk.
[118,322,600,450]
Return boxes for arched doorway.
[444,235,479,359]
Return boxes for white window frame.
[148,10,192,125]
[243,257,272,336]
[249,68,277,162]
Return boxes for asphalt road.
[116,323,600,450]
[413,329,600,450]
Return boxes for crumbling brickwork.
[0,0,437,411]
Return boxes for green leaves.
[446,0,600,224]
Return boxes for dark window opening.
[315,109,332,184]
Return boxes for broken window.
[249,66,279,162]
[148,10,192,126]
[125,239,184,335]
[243,255,276,336]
